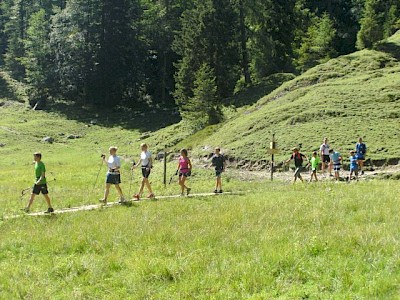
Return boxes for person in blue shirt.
[329,149,342,181]
[355,137,367,175]
[349,150,359,181]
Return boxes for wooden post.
[163,145,167,187]
[271,133,275,181]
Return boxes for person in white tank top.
[132,143,155,200]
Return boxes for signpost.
[267,133,279,181]
[163,145,167,187]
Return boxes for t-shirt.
[141,151,152,167]
[212,154,225,170]
[35,161,47,184]
[350,155,358,169]
[356,143,367,155]
[107,155,121,171]
[330,151,341,164]
[310,156,320,170]
[290,152,306,167]
[179,156,190,173]
[320,143,330,155]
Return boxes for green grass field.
[1,181,399,299]
[1,32,400,299]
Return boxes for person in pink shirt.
[177,149,192,196]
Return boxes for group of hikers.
[285,137,367,183]
[23,144,226,213]
[23,137,367,213]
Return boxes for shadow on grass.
[376,41,400,60]
[48,101,181,133]
[223,73,296,108]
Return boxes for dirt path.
[2,192,245,220]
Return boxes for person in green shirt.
[23,152,54,213]
[310,151,320,182]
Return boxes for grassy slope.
[155,32,400,162]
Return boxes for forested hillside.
[0,0,399,128]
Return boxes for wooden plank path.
[2,191,245,220]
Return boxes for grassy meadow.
[1,180,399,299]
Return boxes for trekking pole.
[128,160,135,196]
[92,155,105,193]
[169,170,178,185]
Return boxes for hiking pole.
[19,178,56,201]
[92,155,105,193]
[169,170,178,185]
[128,160,136,196]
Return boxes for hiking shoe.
[361,171,364,175]
[219,190,223,194]
[147,193,155,199]
[180,193,185,197]
[99,199,107,204]
[132,194,140,201]
[186,188,191,196]
[214,190,218,194]
[118,197,126,204]
[21,207,29,213]
[45,207,54,213]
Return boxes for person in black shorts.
[211,147,226,193]
[285,147,309,184]
[320,137,332,176]
[132,143,155,200]
[23,152,54,213]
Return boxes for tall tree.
[297,13,337,70]
[22,9,53,107]
[174,0,240,123]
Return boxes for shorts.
[312,168,317,174]
[294,166,303,178]
[356,154,365,160]
[350,167,359,175]
[215,169,223,177]
[142,167,151,178]
[179,171,191,177]
[106,173,121,184]
[32,184,48,195]
[333,163,341,172]
[322,155,330,163]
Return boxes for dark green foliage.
[0,0,399,119]
[174,0,240,122]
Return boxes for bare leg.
[26,193,36,210]
[144,178,153,194]
[115,184,124,198]
[102,183,111,200]
[179,175,185,194]
[217,177,222,190]
[43,194,53,208]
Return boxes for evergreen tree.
[297,13,337,70]
[174,0,240,122]
[22,9,53,108]
[356,0,384,49]
[384,4,400,39]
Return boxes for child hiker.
[99,146,125,204]
[132,143,155,200]
[23,152,54,213]
[177,148,192,196]
[285,147,309,184]
[320,137,332,176]
[211,147,226,193]
[309,151,320,182]
[329,149,342,181]
[349,150,359,181]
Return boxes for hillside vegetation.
[147,32,400,163]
